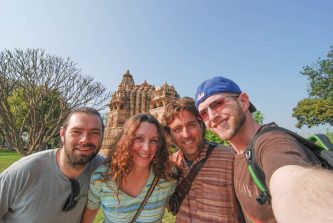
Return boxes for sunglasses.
[198,95,239,121]
[62,179,80,212]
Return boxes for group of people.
[1,76,333,223]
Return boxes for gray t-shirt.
[0,149,105,223]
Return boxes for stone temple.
[101,70,179,154]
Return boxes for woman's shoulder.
[157,177,177,190]
[91,163,110,181]
[94,162,109,172]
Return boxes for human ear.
[238,93,251,112]
[59,127,65,140]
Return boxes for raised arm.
[270,165,333,223]
[81,207,99,223]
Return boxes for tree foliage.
[0,49,111,155]
[253,111,264,125]
[205,130,228,145]
[292,46,333,128]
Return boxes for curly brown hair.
[106,113,174,195]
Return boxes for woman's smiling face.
[131,121,159,169]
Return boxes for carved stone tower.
[101,70,179,154]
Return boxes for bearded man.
[0,107,105,223]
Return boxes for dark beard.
[66,149,98,166]
[63,138,99,166]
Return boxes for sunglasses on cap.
[198,95,239,121]
[62,179,80,212]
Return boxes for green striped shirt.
[87,164,176,223]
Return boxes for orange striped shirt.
[170,142,245,223]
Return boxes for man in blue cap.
[195,76,333,223]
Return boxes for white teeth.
[138,153,149,158]
[183,140,193,145]
[78,147,91,151]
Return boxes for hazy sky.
[1,0,332,135]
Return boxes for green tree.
[6,87,65,151]
[253,111,264,125]
[292,46,333,128]
[0,49,111,156]
[205,130,227,145]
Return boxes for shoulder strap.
[130,176,159,223]
[245,124,272,205]
[172,142,217,210]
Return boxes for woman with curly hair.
[81,113,177,223]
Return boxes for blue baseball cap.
[195,76,256,113]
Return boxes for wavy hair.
[106,113,174,197]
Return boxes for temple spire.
[119,70,134,90]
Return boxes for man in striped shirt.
[162,97,244,223]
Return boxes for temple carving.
[101,70,179,153]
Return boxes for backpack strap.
[245,123,273,205]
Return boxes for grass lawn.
[0,148,21,173]
[0,148,175,223]
[94,209,175,223]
